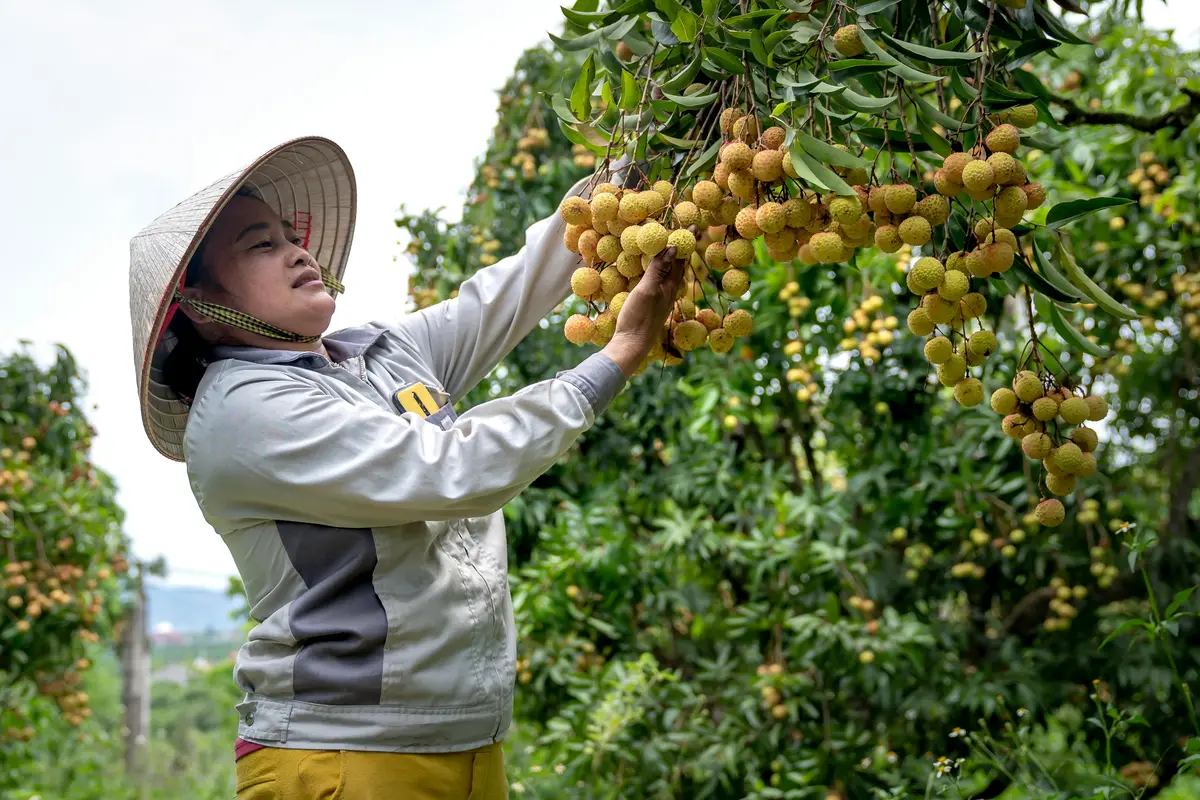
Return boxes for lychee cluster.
[1126,151,1173,212]
[558,176,753,372]
[989,372,1108,526]
[1042,576,1088,632]
[838,294,898,364]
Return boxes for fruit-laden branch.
[1050,87,1200,132]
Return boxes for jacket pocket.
[237,748,345,800]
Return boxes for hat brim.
[129,136,357,461]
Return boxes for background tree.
[397,3,1199,797]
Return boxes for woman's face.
[183,194,336,346]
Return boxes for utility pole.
[120,563,149,783]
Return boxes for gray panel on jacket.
[279,522,388,704]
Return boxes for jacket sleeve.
[398,176,593,404]
[185,353,627,531]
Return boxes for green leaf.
[1031,241,1083,300]
[550,92,581,124]
[826,58,891,75]
[857,0,901,12]
[795,150,856,196]
[1045,197,1134,230]
[657,132,700,148]
[702,0,718,14]
[1031,0,1089,45]
[833,87,897,113]
[571,52,596,121]
[955,0,1026,40]
[765,29,791,56]
[791,129,868,169]
[558,119,609,153]
[671,8,700,42]
[857,126,933,151]
[620,71,639,111]
[878,30,984,65]
[704,47,745,74]
[650,17,680,45]
[1004,38,1062,68]
[549,18,628,52]
[950,69,978,100]
[1046,301,1111,359]
[684,139,722,179]
[661,89,720,108]
[983,78,1037,110]
[1164,586,1197,619]
[1055,234,1140,320]
[661,50,704,93]
[1012,256,1078,304]
[1099,618,1151,650]
[772,100,791,116]
[915,113,952,157]
[915,95,968,132]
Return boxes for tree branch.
[1050,88,1200,133]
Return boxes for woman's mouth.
[293,268,323,289]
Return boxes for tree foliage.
[397,4,1199,797]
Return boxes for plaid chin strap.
[173,268,345,344]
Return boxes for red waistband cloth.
[235,737,268,761]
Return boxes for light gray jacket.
[184,178,627,753]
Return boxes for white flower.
[555,764,566,774]
[949,727,966,739]
[530,764,542,773]
[511,782,526,794]
[1017,707,1029,718]
[860,758,872,769]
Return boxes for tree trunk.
[120,568,150,783]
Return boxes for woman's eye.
[254,241,272,249]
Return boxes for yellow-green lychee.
[934,169,964,197]
[726,238,755,267]
[875,225,903,253]
[691,180,722,210]
[727,169,756,202]
[1003,413,1037,439]
[991,387,1019,415]
[591,192,619,223]
[1022,432,1052,459]
[924,336,953,365]
[981,243,1015,274]
[752,149,784,183]
[619,192,650,223]
[722,269,750,297]
[1053,442,1085,474]
[810,232,847,263]
[945,251,970,274]
[987,152,1024,186]
[756,202,787,234]
[1006,104,1038,129]
[736,206,763,239]
[1075,452,1097,478]
[961,160,995,192]
[695,308,722,331]
[1031,397,1059,421]
[968,330,997,356]
[994,186,1029,227]
[1046,472,1076,496]
[833,24,865,57]
[986,124,1020,154]
[705,242,729,271]
[571,267,601,299]
[721,142,753,171]
[637,222,668,256]
[673,319,708,352]
[616,251,642,278]
[599,266,626,299]
[609,291,630,318]
[1070,426,1098,453]
[564,314,595,344]
[783,198,811,227]
[829,196,862,225]
[955,378,984,407]
[907,308,935,336]
[983,228,1019,249]
[962,293,986,319]
[937,355,967,386]
[620,224,643,254]
[709,327,735,353]
[724,309,754,337]
[593,311,617,342]
[673,201,701,228]
[1013,370,1044,403]
[668,228,697,261]
[885,184,918,214]
[560,196,592,226]
[907,256,945,294]
[596,234,622,263]
[1035,498,1065,527]
[939,271,970,302]
[914,194,951,226]
[1058,396,1088,425]
[1085,394,1108,421]
[761,126,786,150]
[899,216,932,246]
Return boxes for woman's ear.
[177,285,214,327]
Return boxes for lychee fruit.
[1013,371,1044,403]
[722,269,750,297]
[1070,426,1098,452]
[708,327,735,353]
[692,180,722,210]
[829,196,862,225]
[571,267,601,299]
[924,336,953,364]
[1035,498,1065,527]
[875,225,903,253]
[673,320,708,352]
[637,222,669,256]
[560,196,592,226]
[899,216,932,246]
[564,314,595,344]
[596,234,622,263]
[1046,472,1076,496]
[756,202,787,234]
[990,387,1019,415]
[761,126,786,150]
[721,142,753,171]
[1022,182,1047,209]
[955,378,984,407]
[961,160,995,192]
[985,124,1020,154]
[726,238,755,267]
[907,308,935,336]
[907,256,945,294]
[723,309,754,337]
[1053,442,1085,474]
[783,198,811,227]
[619,193,650,223]
[968,330,997,356]
[1085,394,1108,421]
[668,228,697,260]
[752,149,784,183]
[705,242,729,271]
[833,24,865,57]
[939,271,970,302]
[914,194,950,226]
[1031,396,1059,421]
[1059,396,1089,425]
[591,193,619,223]
[885,184,918,214]
[1022,432,1052,459]
[810,232,847,263]
[736,206,764,240]
[673,201,701,228]
[961,293,987,319]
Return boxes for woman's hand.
[601,227,696,377]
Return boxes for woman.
[127,136,685,799]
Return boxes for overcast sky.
[1,2,1197,590]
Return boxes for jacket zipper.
[460,534,505,739]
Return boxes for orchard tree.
[397,6,1199,797]
[0,345,133,790]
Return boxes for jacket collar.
[210,324,388,366]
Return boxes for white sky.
[0,2,1196,590]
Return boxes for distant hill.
[146,583,244,633]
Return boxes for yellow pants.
[235,742,508,800]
